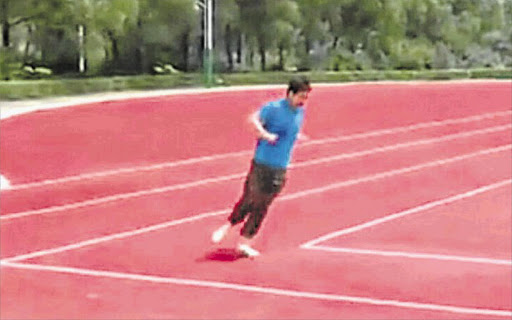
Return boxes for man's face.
[289,90,310,107]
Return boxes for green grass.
[0,68,510,100]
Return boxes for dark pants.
[228,160,286,239]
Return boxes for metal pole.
[197,0,213,87]
[205,0,213,87]
[207,0,213,51]
[78,25,85,73]
[202,1,207,49]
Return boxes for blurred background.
[1,0,511,97]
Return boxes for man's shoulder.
[262,98,285,109]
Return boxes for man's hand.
[249,111,278,144]
[262,132,278,144]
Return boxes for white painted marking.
[308,246,512,266]
[303,110,511,147]
[0,85,287,120]
[1,261,511,318]
[1,80,507,119]
[281,145,511,202]
[2,124,510,221]
[0,175,11,190]
[0,173,243,221]
[292,124,511,168]
[7,150,250,191]
[4,110,510,191]
[2,145,509,263]
[2,209,230,262]
[86,293,99,299]
[301,179,512,248]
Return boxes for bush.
[433,43,458,69]
[469,68,512,79]
[0,48,21,81]
[330,50,357,71]
[391,39,435,70]
[463,44,504,68]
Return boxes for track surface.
[1,81,511,319]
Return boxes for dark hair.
[287,76,311,95]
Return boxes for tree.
[237,0,298,71]
[215,0,239,71]
[296,0,326,70]
[17,0,82,72]
[92,0,138,72]
[269,1,300,70]
[136,0,197,72]
[1,0,44,47]
[2,0,510,76]
[376,0,406,58]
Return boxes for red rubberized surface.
[1,81,511,319]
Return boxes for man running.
[211,76,312,257]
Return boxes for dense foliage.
[1,0,511,79]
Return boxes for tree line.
[1,0,511,78]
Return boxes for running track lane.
[0,81,509,318]
[1,126,510,258]
[2,260,506,320]
[1,82,510,184]
[2,145,510,318]
[1,110,510,213]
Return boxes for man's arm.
[249,111,278,143]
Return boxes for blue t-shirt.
[254,98,305,169]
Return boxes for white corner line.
[1,261,511,318]
[2,146,510,263]
[305,246,512,266]
[0,175,11,190]
[300,179,512,249]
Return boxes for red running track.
[1,81,511,319]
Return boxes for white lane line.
[1,208,231,263]
[2,145,509,263]
[6,150,251,191]
[5,110,510,191]
[0,173,244,221]
[2,124,510,221]
[1,80,507,120]
[1,261,511,318]
[304,246,512,265]
[292,124,511,168]
[300,179,512,248]
[0,85,289,120]
[303,110,511,147]
[280,145,511,202]
[0,175,11,190]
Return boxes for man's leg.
[238,175,284,257]
[212,165,255,243]
[211,194,252,243]
[240,194,274,239]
